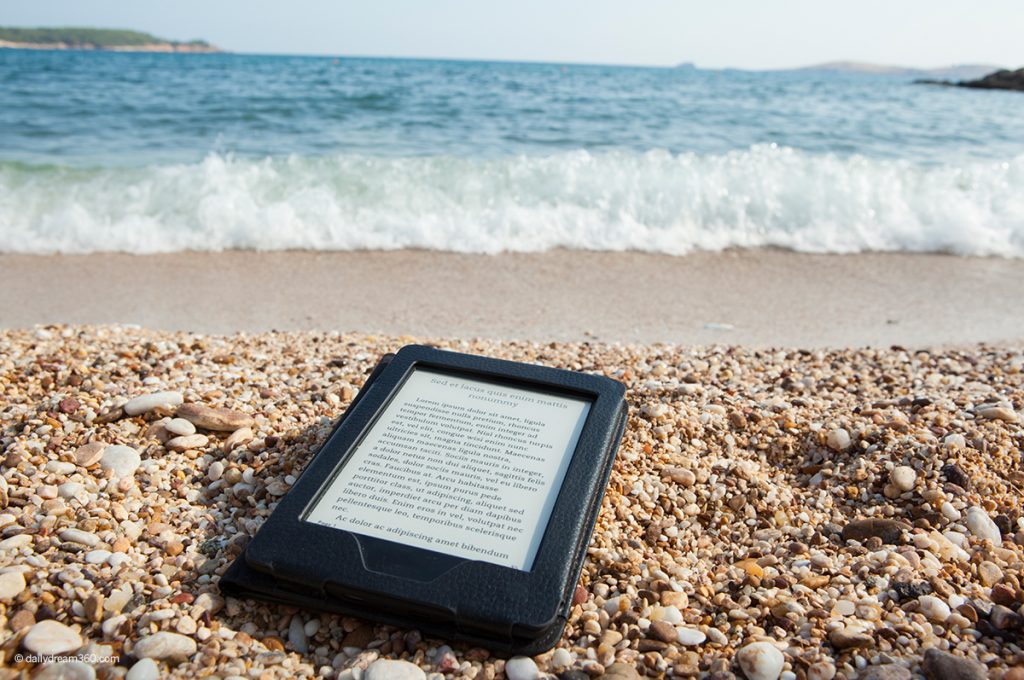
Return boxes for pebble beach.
[1,325,1022,679]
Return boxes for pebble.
[841,518,909,544]
[74,442,107,467]
[918,595,951,622]
[131,631,197,661]
[99,445,141,479]
[124,391,184,416]
[603,663,640,680]
[0,534,32,551]
[649,620,676,642]
[84,549,112,564]
[165,434,209,451]
[736,641,785,680]
[829,627,872,649]
[978,560,1003,586]
[59,528,99,547]
[976,405,1018,422]
[22,620,83,656]
[890,466,916,492]
[965,506,1001,543]
[164,418,197,436]
[826,427,851,452]
[0,570,26,600]
[35,661,96,680]
[364,660,427,680]
[177,403,255,431]
[664,467,696,487]
[807,661,836,680]
[676,627,706,645]
[505,657,540,680]
[550,648,573,669]
[858,665,911,680]
[920,648,986,680]
[126,658,160,680]
[223,426,253,452]
[288,614,309,654]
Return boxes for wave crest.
[2,146,1023,256]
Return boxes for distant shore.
[0,39,220,53]
[2,249,1022,347]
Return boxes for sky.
[2,0,1021,70]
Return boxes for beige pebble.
[166,434,209,451]
[22,619,83,656]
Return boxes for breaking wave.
[2,145,1023,256]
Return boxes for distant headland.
[0,26,221,53]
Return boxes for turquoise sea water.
[2,50,1023,255]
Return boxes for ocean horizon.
[2,50,1023,256]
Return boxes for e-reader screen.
[303,368,592,571]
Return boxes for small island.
[0,26,220,53]
[916,67,1024,93]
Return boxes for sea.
[2,50,1023,256]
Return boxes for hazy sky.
[3,0,1020,69]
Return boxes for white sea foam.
[2,146,1023,256]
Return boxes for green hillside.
[0,26,211,48]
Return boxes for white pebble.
[59,529,99,547]
[35,661,95,680]
[84,550,112,564]
[23,620,83,656]
[207,461,225,481]
[126,658,160,680]
[0,571,26,600]
[100,445,141,479]
[131,632,197,661]
[965,506,1001,544]
[164,418,196,436]
[124,391,184,416]
[364,660,427,680]
[918,595,951,622]
[736,641,785,680]
[826,428,851,452]
[550,648,574,668]
[677,627,706,645]
[890,466,916,492]
[504,657,539,680]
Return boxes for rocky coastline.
[916,67,1024,93]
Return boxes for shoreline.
[1,249,1022,347]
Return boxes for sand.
[1,250,1022,346]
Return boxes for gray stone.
[859,665,911,680]
[921,648,986,680]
